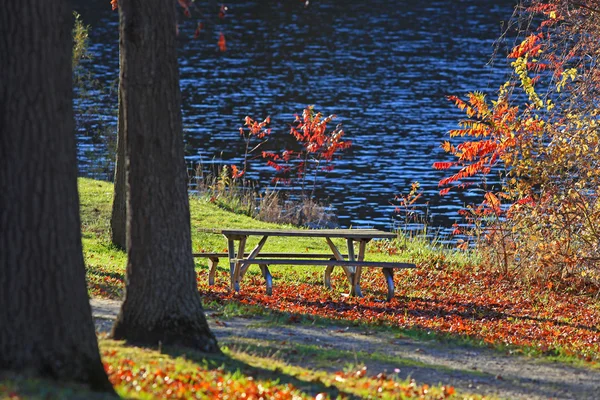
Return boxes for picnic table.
[196,228,416,301]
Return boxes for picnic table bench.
[196,228,416,301]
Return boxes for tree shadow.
[388,293,599,333]
[290,289,599,335]
[160,345,359,399]
[87,266,125,281]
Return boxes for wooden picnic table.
[197,228,415,300]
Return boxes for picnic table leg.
[324,237,353,290]
[227,238,236,290]
[324,260,334,289]
[382,268,394,301]
[347,238,364,297]
[259,264,272,295]
[351,240,368,298]
[208,256,219,286]
[232,236,247,292]
[240,235,268,280]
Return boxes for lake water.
[74,0,517,233]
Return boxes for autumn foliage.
[89,254,600,365]
[101,346,458,399]
[262,106,351,197]
[435,0,600,286]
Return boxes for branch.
[571,1,600,14]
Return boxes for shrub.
[435,0,600,287]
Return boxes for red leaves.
[231,165,244,179]
[218,32,226,52]
[263,106,351,190]
[432,162,453,170]
[508,33,544,59]
[110,0,118,10]
[193,22,204,39]
[435,92,514,198]
[242,116,271,139]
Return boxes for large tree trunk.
[0,1,113,392]
[110,89,127,250]
[111,0,219,352]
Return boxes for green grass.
[79,177,477,298]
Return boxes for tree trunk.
[0,1,113,392]
[111,0,219,352]
[110,89,127,250]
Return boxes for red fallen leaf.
[193,22,204,39]
[198,263,600,363]
[218,32,226,52]
[214,320,227,327]
[443,386,456,396]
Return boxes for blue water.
[74,0,517,232]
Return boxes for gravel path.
[92,298,600,399]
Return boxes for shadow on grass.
[161,345,359,400]
[202,287,598,360]
[87,267,125,281]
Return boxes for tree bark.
[0,1,113,392]
[111,0,219,352]
[110,89,127,250]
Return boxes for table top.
[199,228,397,239]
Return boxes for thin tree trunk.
[110,89,127,250]
[111,0,219,352]
[0,1,113,391]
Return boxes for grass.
[1,338,470,399]
[190,166,337,228]
[80,178,476,299]
[7,177,595,398]
[79,178,600,366]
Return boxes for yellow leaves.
[441,141,455,152]
[556,68,578,92]
[451,120,490,138]
[511,56,543,108]
[467,91,490,118]
[484,192,502,213]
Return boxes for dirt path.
[92,298,599,399]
